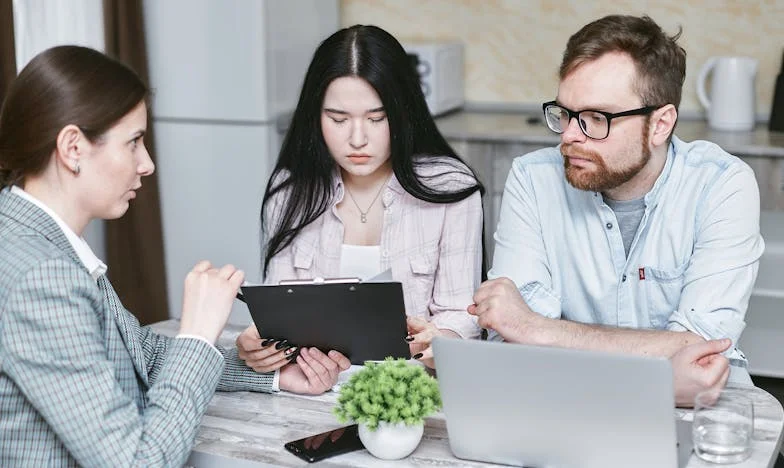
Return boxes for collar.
[641,135,678,210]
[10,186,107,281]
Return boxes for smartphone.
[284,424,363,463]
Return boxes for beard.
[562,125,651,192]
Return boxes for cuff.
[176,334,223,360]
[666,311,747,363]
[430,314,481,340]
[518,282,562,319]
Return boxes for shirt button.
[622,274,627,282]
[382,250,389,258]
[606,222,613,229]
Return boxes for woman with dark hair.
[0,45,348,466]
[236,25,484,376]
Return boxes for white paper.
[365,268,393,282]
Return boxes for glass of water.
[692,389,753,464]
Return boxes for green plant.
[334,358,442,431]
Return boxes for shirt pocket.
[293,247,314,272]
[409,252,438,277]
[407,251,439,312]
[643,262,688,328]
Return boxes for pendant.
[360,213,367,223]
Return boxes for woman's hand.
[278,347,351,395]
[406,316,459,368]
[236,325,296,373]
[179,261,244,344]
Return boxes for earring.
[73,162,80,175]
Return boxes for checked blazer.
[0,189,274,467]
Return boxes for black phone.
[284,424,363,463]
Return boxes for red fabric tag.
[638,268,646,280]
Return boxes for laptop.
[432,338,693,468]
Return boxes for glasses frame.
[542,101,660,140]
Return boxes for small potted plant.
[334,357,442,460]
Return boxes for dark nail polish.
[286,351,299,361]
[261,338,275,346]
[412,353,424,360]
[275,340,288,350]
[284,346,297,355]
[404,335,414,342]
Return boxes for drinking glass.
[692,389,753,464]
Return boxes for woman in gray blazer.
[0,46,349,467]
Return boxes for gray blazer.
[0,189,273,467]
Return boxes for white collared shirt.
[11,186,107,280]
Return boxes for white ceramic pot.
[358,421,424,460]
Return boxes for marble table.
[151,320,784,467]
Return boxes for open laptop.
[432,338,693,468]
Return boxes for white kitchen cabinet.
[448,139,548,261]
[739,210,784,378]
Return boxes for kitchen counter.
[436,110,784,158]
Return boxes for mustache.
[561,144,601,162]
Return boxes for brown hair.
[559,15,686,109]
[0,45,148,189]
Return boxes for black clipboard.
[239,279,411,364]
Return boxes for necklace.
[344,179,387,223]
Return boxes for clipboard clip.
[235,277,362,303]
[278,276,361,285]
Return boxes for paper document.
[366,268,393,282]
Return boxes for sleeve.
[138,327,275,393]
[488,157,563,324]
[666,164,765,358]
[1,258,223,467]
[215,346,276,392]
[428,190,483,339]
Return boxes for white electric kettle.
[697,56,758,131]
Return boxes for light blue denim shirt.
[488,136,764,363]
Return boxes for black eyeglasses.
[542,101,660,140]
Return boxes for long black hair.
[261,25,484,276]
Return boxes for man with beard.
[469,14,764,404]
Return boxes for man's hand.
[468,277,548,344]
[278,348,351,395]
[671,338,731,407]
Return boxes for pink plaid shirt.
[264,166,483,339]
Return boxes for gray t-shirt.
[603,195,646,257]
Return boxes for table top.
[151,320,784,467]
